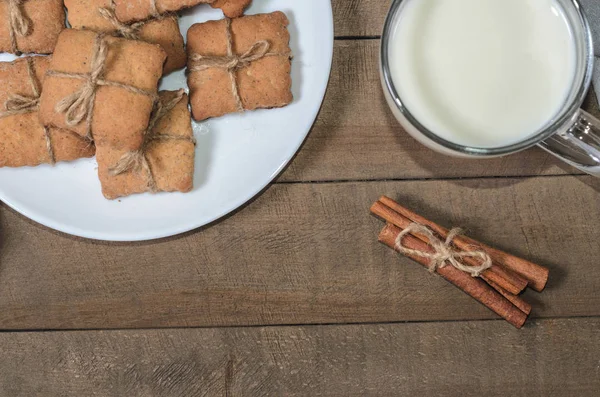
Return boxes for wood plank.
[1,318,599,396]
[332,0,391,37]
[333,0,600,43]
[1,176,600,329]
[280,40,600,182]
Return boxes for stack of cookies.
[0,0,293,200]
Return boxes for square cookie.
[211,0,252,18]
[39,29,166,151]
[96,90,196,199]
[0,56,95,168]
[65,0,186,74]
[186,11,293,121]
[113,0,214,23]
[0,0,65,54]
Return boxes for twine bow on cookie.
[6,0,31,55]
[109,89,196,193]
[46,33,158,141]
[395,223,492,277]
[0,58,55,163]
[189,18,291,113]
[4,91,38,114]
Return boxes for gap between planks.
[1,314,599,334]
[272,172,588,185]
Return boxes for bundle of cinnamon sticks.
[371,196,549,328]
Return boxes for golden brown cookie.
[96,90,196,199]
[186,11,293,121]
[65,0,186,74]
[113,0,214,23]
[0,56,95,168]
[211,0,252,18]
[38,29,166,151]
[136,15,186,74]
[0,0,65,54]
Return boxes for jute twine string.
[189,18,291,113]
[149,0,160,18]
[46,33,159,141]
[99,6,176,41]
[0,57,55,163]
[395,223,492,277]
[98,7,147,40]
[109,89,196,193]
[6,0,31,55]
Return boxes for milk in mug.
[388,0,577,148]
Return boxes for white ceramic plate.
[0,0,334,241]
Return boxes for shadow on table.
[0,178,270,248]
[0,118,325,249]
[380,102,577,187]
[390,83,600,187]
[401,142,566,190]
[570,170,600,192]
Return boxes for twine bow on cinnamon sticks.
[188,18,291,113]
[46,33,159,141]
[371,196,550,328]
[108,89,196,193]
[5,0,31,55]
[396,224,492,277]
[0,57,55,164]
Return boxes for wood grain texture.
[1,318,599,396]
[1,176,600,329]
[279,40,600,182]
[332,0,391,37]
[0,2,597,393]
[333,0,600,50]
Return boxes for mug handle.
[538,109,600,176]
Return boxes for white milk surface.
[389,0,576,148]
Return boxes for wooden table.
[2,1,600,395]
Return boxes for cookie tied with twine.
[107,89,196,195]
[5,0,32,55]
[0,57,55,164]
[112,0,213,24]
[188,17,292,113]
[45,32,160,142]
[395,223,493,277]
[98,6,148,41]
[97,5,177,41]
[94,5,185,74]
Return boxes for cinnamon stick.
[379,223,528,328]
[371,200,528,295]
[462,236,550,292]
[377,196,548,292]
[486,279,532,315]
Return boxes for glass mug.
[380,0,600,176]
